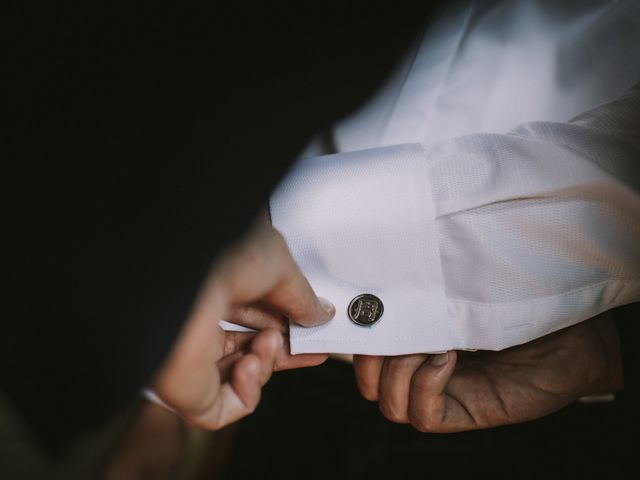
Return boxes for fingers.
[223,331,256,357]
[212,328,327,430]
[378,354,428,424]
[220,330,281,385]
[201,330,283,429]
[353,355,385,401]
[159,221,335,432]
[222,331,327,371]
[408,351,469,433]
[207,354,263,428]
[226,304,288,333]
[264,271,336,327]
[247,329,283,385]
[270,341,329,371]
[355,352,463,430]
[227,228,335,328]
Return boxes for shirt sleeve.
[270,85,640,355]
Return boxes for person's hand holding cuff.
[354,311,623,432]
[148,217,335,430]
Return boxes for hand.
[353,312,623,432]
[150,217,335,430]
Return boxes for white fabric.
[271,0,640,355]
[141,388,178,414]
[271,145,450,354]
[219,320,255,332]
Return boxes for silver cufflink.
[348,294,384,326]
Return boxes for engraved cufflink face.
[348,294,384,326]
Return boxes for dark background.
[4,0,438,452]
[223,304,639,480]
[222,356,636,480]
[4,2,638,475]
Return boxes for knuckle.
[409,413,435,433]
[361,388,378,402]
[355,376,378,401]
[410,373,430,391]
[224,336,236,356]
[235,305,251,319]
[410,373,437,397]
[379,402,405,424]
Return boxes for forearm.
[271,85,640,355]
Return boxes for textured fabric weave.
[271,0,640,354]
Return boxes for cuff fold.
[271,144,449,355]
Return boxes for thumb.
[261,231,335,327]
[265,273,336,328]
[408,351,461,432]
[223,226,335,328]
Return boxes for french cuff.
[270,144,449,355]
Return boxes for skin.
[354,312,623,433]
[146,213,625,434]
[151,217,335,430]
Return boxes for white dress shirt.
[270,0,640,355]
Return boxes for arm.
[147,218,335,430]
[271,84,640,355]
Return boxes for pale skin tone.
[147,215,625,433]
[150,217,335,430]
[105,239,627,480]
[354,311,624,432]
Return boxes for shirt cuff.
[141,388,178,414]
[270,144,449,355]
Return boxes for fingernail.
[318,297,336,319]
[430,352,449,366]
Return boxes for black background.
[4,1,437,451]
[4,3,638,473]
